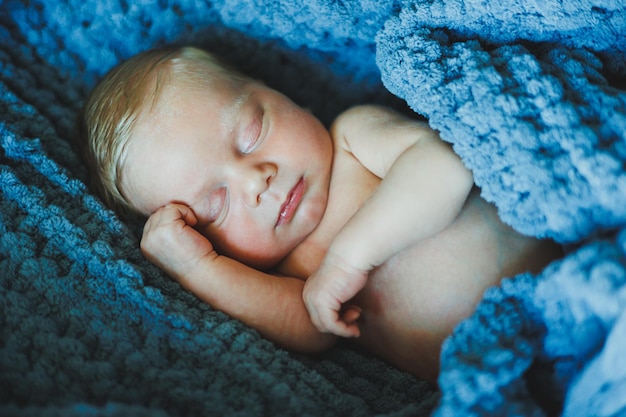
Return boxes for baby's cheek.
[216,225,281,269]
[299,194,327,233]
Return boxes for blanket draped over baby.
[1,1,625,416]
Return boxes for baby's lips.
[276,177,304,227]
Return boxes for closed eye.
[207,186,228,224]
[239,111,264,154]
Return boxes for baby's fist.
[141,204,215,279]
[303,253,368,338]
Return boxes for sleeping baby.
[78,46,562,383]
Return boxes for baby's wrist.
[325,242,374,274]
[161,248,218,285]
[330,215,395,271]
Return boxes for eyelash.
[207,186,228,224]
[241,134,259,154]
[240,114,263,154]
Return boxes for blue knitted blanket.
[1,1,625,416]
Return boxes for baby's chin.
[241,254,284,272]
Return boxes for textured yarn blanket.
[1,1,625,416]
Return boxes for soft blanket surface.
[1,1,625,416]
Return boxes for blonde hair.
[78,46,248,217]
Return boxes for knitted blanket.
[1,1,625,416]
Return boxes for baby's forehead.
[151,72,253,117]
[148,68,231,104]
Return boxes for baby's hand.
[140,204,216,280]
[303,253,369,338]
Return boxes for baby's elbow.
[460,165,474,199]
[441,164,474,227]
[448,151,474,206]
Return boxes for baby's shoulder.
[329,105,436,178]
[331,105,394,137]
[330,104,432,146]
[329,105,400,158]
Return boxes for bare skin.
[125,70,562,384]
[280,132,561,382]
[333,194,558,381]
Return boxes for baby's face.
[123,77,333,269]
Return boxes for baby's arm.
[141,204,337,353]
[304,105,474,337]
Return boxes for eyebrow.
[220,91,252,135]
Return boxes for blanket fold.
[376,8,626,243]
[375,3,626,415]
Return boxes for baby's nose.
[242,162,276,207]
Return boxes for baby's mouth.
[276,177,304,227]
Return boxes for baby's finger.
[319,309,360,338]
[331,320,361,338]
[341,305,362,325]
[162,203,198,227]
